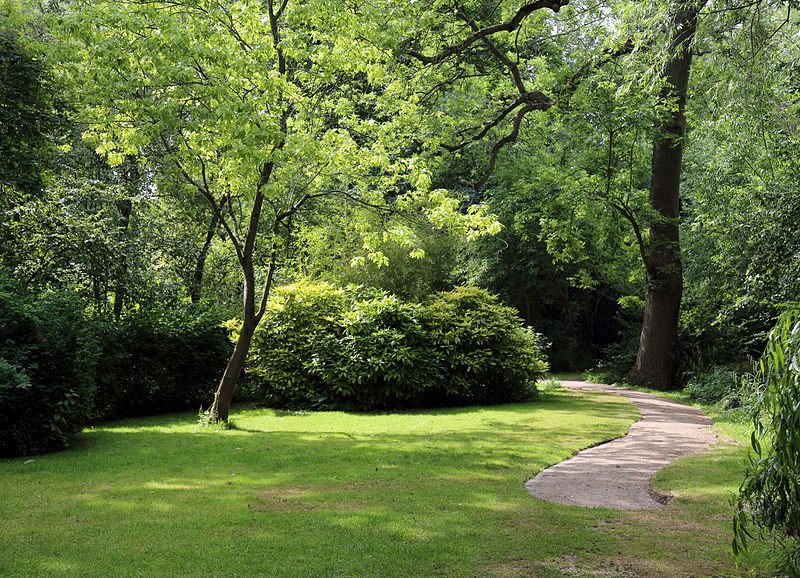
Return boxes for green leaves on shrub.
[684,367,744,407]
[313,293,442,408]
[425,286,548,404]
[0,272,233,456]
[237,281,347,408]
[0,277,96,457]
[94,307,232,420]
[242,281,548,409]
[734,307,800,574]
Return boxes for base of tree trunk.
[627,286,681,390]
[206,320,256,423]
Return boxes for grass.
[0,386,772,577]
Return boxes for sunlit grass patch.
[0,387,772,576]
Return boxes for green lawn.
[0,388,770,577]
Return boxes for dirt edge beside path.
[526,380,716,510]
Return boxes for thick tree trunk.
[628,0,706,389]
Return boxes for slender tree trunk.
[209,314,256,422]
[628,0,706,389]
[190,204,221,305]
[208,265,257,422]
[112,197,132,321]
[207,216,282,422]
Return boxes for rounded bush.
[242,281,347,407]
[425,286,549,404]
[313,293,443,408]
[243,281,548,409]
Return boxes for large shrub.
[313,293,443,408]
[0,279,96,456]
[94,307,232,419]
[425,286,548,404]
[244,282,548,409]
[242,281,347,407]
[734,308,800,574]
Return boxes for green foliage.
[0,276,95,456]
[0,269,232,454]
[243,282,547,409]
[680,5,800,361]
[241,281,347,408]
[94,307,232,419]
[461,191,627,371]
[0,13,57,196]
[734,308,800,574]
[313,292,441,408]
[425,286,548,404]
[684,367,744,407]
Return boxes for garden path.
[526,380,716,509]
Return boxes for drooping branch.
[442,91,554,152]
[475,102,540,190]
[611,200,651,277]
[403,0,571,65]
[445,38,636,190]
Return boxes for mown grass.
[0,386,772,577]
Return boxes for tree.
[395,0,715,388]
[626,0,707,389]
[680,1,800,360]
[0,9,57,197]
[62,0,498,421]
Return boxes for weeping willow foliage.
[734,307,800,574]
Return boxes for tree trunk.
[627,0,706,389]
[112,197,132,321]
[209,314,256,422]
[190,205,221,305]
[208,266,257,422]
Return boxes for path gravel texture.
[526,380,716,510]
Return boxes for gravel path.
[526,380,716,510]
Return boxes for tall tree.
[396,0,716,388]
[0,12,57,198]
[627,0,707,389]
[63,0,497,421]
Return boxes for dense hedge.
[0,280,95,457]
[94,309,232,420]
[0,275,232,456]
[242,282,548,409]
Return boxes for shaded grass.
[0,387,772,577]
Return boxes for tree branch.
[403,0,571,65]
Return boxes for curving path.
[526,380,716,510]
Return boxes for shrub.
[243,281,347,407]
[734,307,800,574]
[313,293,442,409]
[0,279,96,456]
[244,282,548,409]
[684,367,743,406]
[94,307,232,419]
[425,287,548,404]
